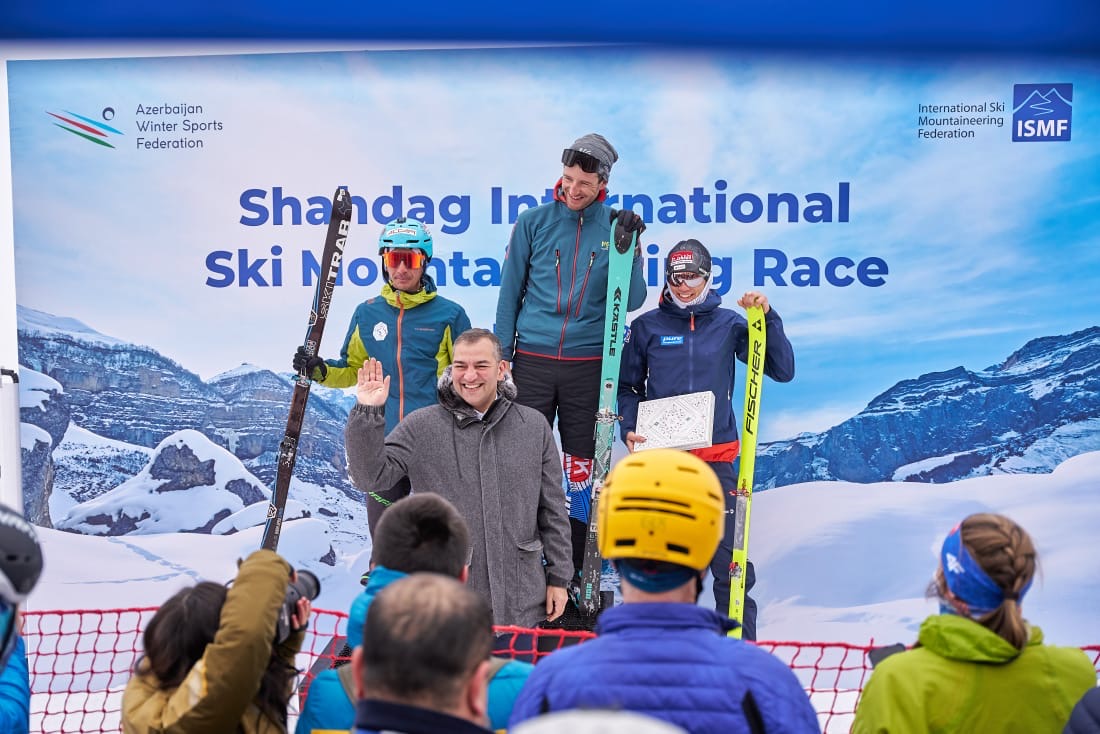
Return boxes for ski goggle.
[0,600,18,670]
[669,273,707,288]
[561,148,603,175]
[381,249,427,270]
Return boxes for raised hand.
[356,358,391,407]
[737,291,771,314]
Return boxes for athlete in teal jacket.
[494,133,648,575]
[295,218,471,435]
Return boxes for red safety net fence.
[22,607,1100,734]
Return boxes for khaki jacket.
[121,550,304,733]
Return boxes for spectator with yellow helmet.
[508,450,819,734]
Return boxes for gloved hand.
[610,208,646,252]
[292,346,328,381]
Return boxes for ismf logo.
[1012,84,1072,142]
[47,107,124,148]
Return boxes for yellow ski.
[728,305,766,637]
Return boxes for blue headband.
[615,559,698,593]
[940,523,1031,617]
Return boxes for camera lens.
[293,569,321,601]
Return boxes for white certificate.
[633,391,715,451]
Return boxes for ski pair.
[573,221,637,621]
[261,187,353,552]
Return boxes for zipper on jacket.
[555,249,562,314]
[556,215,584,358]
[688,312,695,392]
[395,292,406,420]
[573,252,596,317]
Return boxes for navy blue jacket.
[1065,686,1100,734]
[509,603,819,734]
[618,290,795,445]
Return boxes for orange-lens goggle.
[382,250,426,270]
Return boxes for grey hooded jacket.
[345,367,572,628]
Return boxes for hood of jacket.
[917,612,1041,664]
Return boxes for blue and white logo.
[1012,83,1072,142]
[659,335,684,346]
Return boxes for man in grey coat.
[346,327,572,628]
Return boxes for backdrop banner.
[9,46,1099,644]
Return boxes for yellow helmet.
[597,449,725,570]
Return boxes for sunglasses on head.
[382,250,426,270]
[561,148,603,175]
[669,273,707,288]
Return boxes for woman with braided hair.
[853,513,1095,733]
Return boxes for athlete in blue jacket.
[509,450,819,734]
[617,240,795,639]
[495,133,647,575]
[293,218,471,531]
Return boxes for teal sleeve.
[0,636,30,734]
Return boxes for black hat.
[665,239,712,281]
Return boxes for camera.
[275,568,321,644]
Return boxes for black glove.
[292,346,328,381]
[610,209,646,252]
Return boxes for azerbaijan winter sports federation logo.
[47,107,124,148]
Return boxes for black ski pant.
[709,459,759,640]
[511,352,602,573]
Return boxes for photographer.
[122,549,314,734]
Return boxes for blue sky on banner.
[8,47,1100,440]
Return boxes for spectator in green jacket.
[853,512,1095,734]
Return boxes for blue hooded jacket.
[509,603,819,734]
[295,567,532,734]
[0,636,30,734]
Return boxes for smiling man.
[345,328,572,630]
[495,133,649,584]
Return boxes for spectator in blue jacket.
[509,450,819,734]
[0,504,45,734]
[295,493,532,734]
[351,573,495,734]
[618,239,795,639]
[495,133,648,580]
[1066,687,1100,734]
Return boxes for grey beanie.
[568,133,618,180]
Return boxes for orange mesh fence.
[21,607,1100,734]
